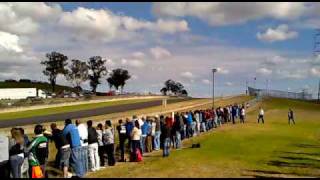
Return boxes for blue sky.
[1,2,320,98]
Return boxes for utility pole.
[212,68,217,109]
[246,80,248,95]
[318,80,320,103]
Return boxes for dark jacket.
[162,125,171,139]
[51,128,70,149]
[88,127,98,145]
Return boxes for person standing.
[240,106,246,123]
[27,125,49,178]
[96,123,105,167]
[130,120,142,162]
[140,118,148,154]
[173,113,182,149]
[50,123,72,178]
[116,119,127,162]
[150,118,156,150]
[154,116,161,151]
[103,120,116,166]
[288,108,295,125]
[125,118,134,153]
[87,120,100,172]
[76,120,89,173]
[145,118,153,153]
[257,107,265,124]
[9,128,25,178]
[162,120,171,157]
[63,119,84,178]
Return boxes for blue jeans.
[175,131,181,149]
[10,155,24,178]
[154,131,161,150]
[71,146,85,177]
[201,122,206,132]
[163,138,170,157]
[140,135,146,154]
[81,146,89,173]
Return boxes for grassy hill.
[86,97,320,178]
[0,81,76,93]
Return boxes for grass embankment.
[88,97,320,178]
[0,98,159,121]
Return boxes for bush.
[5,79,17,83]
[19,79,32,83]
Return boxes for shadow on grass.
[243,143,320,178]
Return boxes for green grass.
[88,97,320,178]
[0,98,159,120]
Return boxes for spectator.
[27,125,49,178]
[145,118,153,153]
[87,120,100,172]
[154,116,161,151]
[9,128,25,178]
[126,117,134,153]
[103,120,116,166]
[0,132,9,178]
[162,120,171,157]
[96,123,105,167]
[140,117,148,154]
[240,106,245,124]
[116,119,127,162]
[63,119,84,178]
[173,113,182,149]
[130,120,141,162]
[150,118,156,150]
[76,120,89,173]
[257,107,265,124]
[50,123,72,178]
[288,108,295,125]
[18,128,29,178]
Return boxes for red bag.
[136,149,143,162]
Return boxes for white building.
[0,88,47,100]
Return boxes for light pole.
[212,68,217,109]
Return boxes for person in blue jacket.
[141,118,149,154]
[63,119,84,178]
[125,117,134,153]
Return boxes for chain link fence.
[248,87,312,100]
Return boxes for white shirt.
[77,123,88,146]
[241,109,245,116]
[151,122,156,136]
[259,109,264,116]
[0,134,9,162]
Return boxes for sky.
[1,2,320,98]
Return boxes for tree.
[41,51,68,92]
[162,79,186,96]
[181,89,188,96]
[160,87,168,95]
[87,56,107,93]
[107,68,131,93]
[66,59,89,93]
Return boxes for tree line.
[41,51,131,94]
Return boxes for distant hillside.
[0,81,77,93]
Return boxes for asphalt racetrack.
[0,98,192,128]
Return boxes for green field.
[88,98,320,178]
[0,98,159,121]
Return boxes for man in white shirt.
[257,107,265,124]
[76,120,89,173]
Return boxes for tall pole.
[318,80,320,103]
[212,69,217,109]
[246,80,248,95]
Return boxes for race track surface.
[0,98,192,128]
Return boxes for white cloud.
[257,67,272,75]
[225,82,233,86]
[132,51,145,59]
[180,71,194,79]
[310,67,320,77]
[121,58,145,68]
[153,2,308,26]
[0,31,23,53]
[257,24,298,42]
[202,79,211,84]
[150,46,172,59]
[217,67,229,74]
